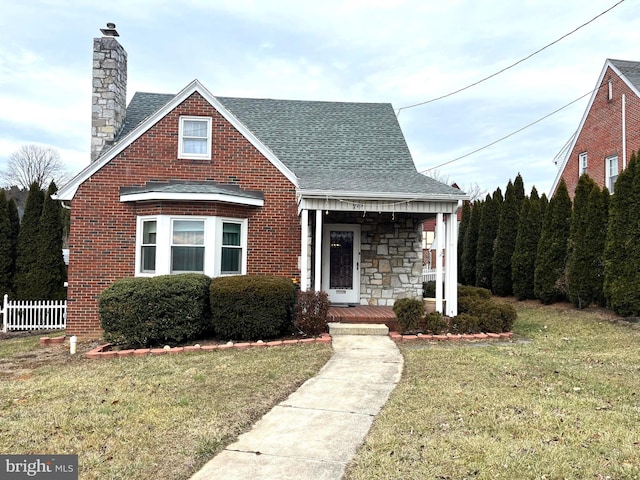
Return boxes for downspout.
[622,93,627,170]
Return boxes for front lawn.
[346,300,640,480]
[0,339,332,479]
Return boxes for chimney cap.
[100,23,119,37]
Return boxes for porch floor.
[327,305,398,331]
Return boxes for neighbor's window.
[606,155,618,193]
[171,219,205,273]
[579,152,588,176]
[136,216,247,277]
[178,116,212,159]
[141,220,157,273]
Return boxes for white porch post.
[300,209,309,292]
[435,213,444,312]
[314,209,323,292]
[445,212,458,316]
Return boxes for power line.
[420,88,596,173]
[397,0,625,115]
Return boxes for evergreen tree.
[33,182,67,300]
[475,188,502,289]
[566,175,598,308]
[534,179,572,304]
[7,197,19,296]
[462,200,482,286]
[513,173,525,204]
[512,187,543,300]
[15,182,44,299]
[0,191,13,295]
[604,153,640,315]
[492,180,521,296]
[539,193,549,219]
[457,202,471,284]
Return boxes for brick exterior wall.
[68,92,300,336]
[558,66,640,199]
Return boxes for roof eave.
[119,191,264,207]
[298,188,468,202]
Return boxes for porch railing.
[1,294,67,333]
[422,267,445,284]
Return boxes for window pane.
[221,247,241,273]
[223,222,241,246]
[183,120,207,137]
[172,246,204,272]
[173,220,204,245]
[183,138,207,154]
[141,246,156,272]
[142,220,157,244]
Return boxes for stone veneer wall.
[309,212,424,306]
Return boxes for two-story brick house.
[56,27,467,336]
[551,59,640,198]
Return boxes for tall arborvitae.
[461,200,482,286]
[0,191,13,295]
[534,179,572,304]
[457,201,471,284]
[475,188,502,290]
[512,187,542,300]
[492,179,522,296]
[15,182,44,299]
[566,174,598,308]
[33,182,67,300]
[7,198,19,296]
[513,173,525,204]
[604,153,640,315]
[539,193,549,220]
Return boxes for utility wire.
[397,0,625,116]
[420,88,597,173]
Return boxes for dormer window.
[178,116,212,159]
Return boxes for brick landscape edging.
[389,331,513,342]
[85,333,332,359]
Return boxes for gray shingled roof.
[115,91,465,198]
[610,59,640,91]
[119,180,264,200]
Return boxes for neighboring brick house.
[551,59,640,198]
[56,27,467,336]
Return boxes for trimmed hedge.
[393,297,425,334]
[210,275,296,341]
[456,285,516,333]
[424,311,448,335]
[99,273,212,348]
[294,290,330,336]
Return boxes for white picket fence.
[1,294,67,333]
[422,267,439,283]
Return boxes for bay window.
[136,216,247,277]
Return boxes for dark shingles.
[117,92,175,140]
[610,59,640,91]
[119,180,264,200]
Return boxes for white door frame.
[322,224,361,304]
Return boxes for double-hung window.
[606,155,618,193]
[178,116,212,159]
[579,152,588,177]
[136,216,247,277]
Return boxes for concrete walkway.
[190,333,403,480]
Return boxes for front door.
[322,224,360,304]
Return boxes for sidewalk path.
[190,334,403,480]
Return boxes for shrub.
[458,284,492,300]
[422,281,445,298]
[449,313,480,334]
[393,297,424,334]
[294,290,330,336]
[424,311,448,335]
[99,273,212,348]
[210,275,295,341]
[456,288,517,333]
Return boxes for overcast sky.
[0,0,637,197]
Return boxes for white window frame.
[606,155,619,193]
[178,116,212,160]
[579,152,588,177]
[135,215,248,278]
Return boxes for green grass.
[1,341,332,479]
[346,301,640,480]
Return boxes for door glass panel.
[329,230,353,289]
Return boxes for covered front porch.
[298,194,462,317]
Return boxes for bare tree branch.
[1,145,70,190]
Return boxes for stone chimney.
[91,23,127,162]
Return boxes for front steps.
[328,323,389,336]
